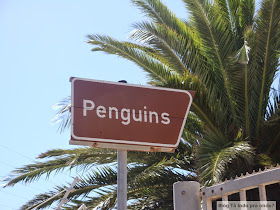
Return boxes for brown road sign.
[70,77,194,152]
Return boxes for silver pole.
[117,149,127,210]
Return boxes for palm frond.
[251,0,280,137]
[4,159,72,187]
[199,132,255,185]
[50,97,71,133]
[132,0,181,28]
[128,168,195,209]
[130,21,189,74]
[4,148,117,187]
[184,0,239,124]
[87,34,176,83]
[262,89,280,155]
[22,189,65,209]
[239,0,255,29]
[21,166,117,209]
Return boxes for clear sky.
[0,0,187,209]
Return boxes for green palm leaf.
[253,0,280,137]
[3,148,117,187]
[22,166,117,209]
[199,133,255,184]
[183,0,238,123]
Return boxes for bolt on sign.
[70,77,194,153]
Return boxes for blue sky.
[0,0,186,209]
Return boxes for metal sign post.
[117,149,127,210]
[117,80,127,210]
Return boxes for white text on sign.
[83,99,170,126]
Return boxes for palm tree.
[3,0,280,209]
[87,0,280,183]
